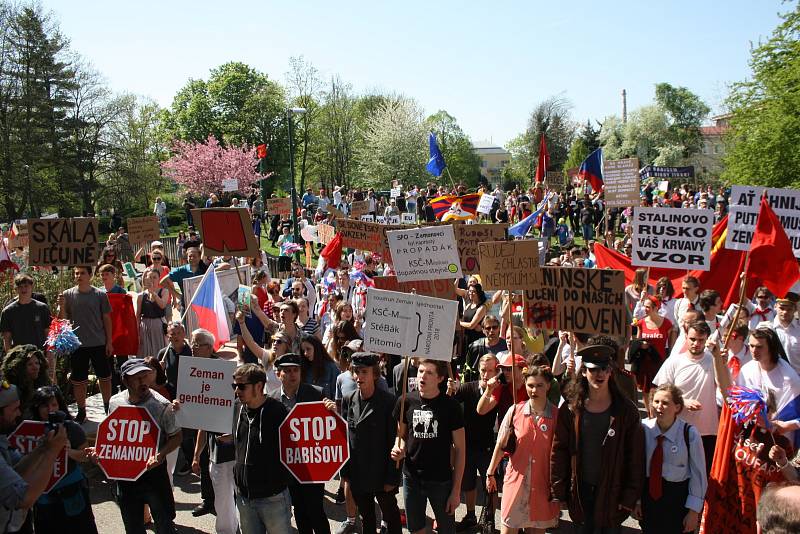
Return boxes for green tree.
[525,95,577,181]
[654,82,710,157]
[311,75,359,191]
[425,110,481,188]
[285,56,322,194]
[563,137,589,173]
[723,4,800,187]
[504,133,533,185]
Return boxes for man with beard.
[89,358,182,534]
[653,321,719,473]
[0,374,68,532]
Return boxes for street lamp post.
[287,107,306,251]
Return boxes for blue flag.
[426,133,447,177]
[508,193,553,238]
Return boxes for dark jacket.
[269,382,323,404]
[340,387,400,493]
[232,397,289,499]
[550,390,644,527]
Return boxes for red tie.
[755,308,771,322]
[649,435,665,500]
[687,301,695,311]
[728,355,742,379]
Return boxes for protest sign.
[632,207,713,270]
[350,200,370,218]
[126,215,160,244]
[191,208,260,257]
[10,421,67,493]
[222,178,239,192]
[317,223,335,245]
[376,215,386,224]
[95,406,161,481]
[176,356,236,434]
[327,205,346,220]
[478,240,541,290]
[522,293,558,331]
[477,194,495,215]
[454,223,508,274]
[726,186,800,257]
[363,288,458,360]
[531,267,627,336]
[545,171,564,191]
[602,157,641,207]
[360,215,375,222]
[28,217,100,267]
[237,284,252,316]
[338,218,385,253]
[267,197,292,216]
[639,165,695,179]
[401,212,416,224]
[387,225,462,282]
[390,187,402,198]
[279,402,349,484]
[372,276,457,300]
[387,215,400,225]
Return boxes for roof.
[473,146,510,155]
[700,125,727,136]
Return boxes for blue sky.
[45,0,784,146]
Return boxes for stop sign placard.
[95,405,161,481]
[9,420,68,493]
[279,401,349,484]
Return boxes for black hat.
[275,353,302,368]
[576,344,615,369]
[350,352,379,367]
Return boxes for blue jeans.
[582,223,594,240]
[236,490,292,534]
[402,475,454,534]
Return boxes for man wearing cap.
[329,352,401,534]
[269,353,329,534]
[773,296,800,375]
[0,377,68,532]
[94,358,182,534]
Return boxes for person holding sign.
[391,360,466,534]
[635,296,675,415]
[90,358,182,534]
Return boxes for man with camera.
[0,375,69,533]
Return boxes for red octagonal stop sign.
[10,420,68,493]
[95,405,160,481]
[279,401,349,484]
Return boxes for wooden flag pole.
[230,255,244,285]
[507,289,517,405]
[396,355,411,468]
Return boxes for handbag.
[478,490,497,534]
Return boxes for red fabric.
[594,215,750,308]
[747,196,800,298]
[320,233,343,269]
[257,144,268,159]
[106,293,139,355]
[535,133,548,183]
[649,435,664,500]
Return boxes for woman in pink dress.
[486,365,560,533]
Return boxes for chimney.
[622,89,628,124]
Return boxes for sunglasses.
[231,382,255,390]
[483,325,499,331]
[273,339,287,345]
[152,256,163,260]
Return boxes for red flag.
[534,133,548,183]
[257,144,268,159]
[747,195,800,298]
[107,293,139,355]
[320,232,343,269]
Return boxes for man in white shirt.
[333,186,343,210]
[317,188,330,213]
[154,196,168,234]
[773,297,800,375]
[673,276,701,328]
[654,320,719,473]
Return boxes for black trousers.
[288,483,330,534]
[641,479,690,534]
[575,482,622,534]
[352,488,401,534]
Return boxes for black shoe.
[175,464,191,476]
[192,502,215,517]
[75,408,87,424]
[456,514,477,532]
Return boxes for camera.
[45,411,66,432]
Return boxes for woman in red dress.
[636,296,675,415]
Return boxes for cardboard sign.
[726,186,800,257]
[372,276,457,300]
[279,402,349,484]
[477,194,495,215]
[176,356,236,434]
[222,178,239,192]
[545,171,564,191]
[602,157,641,207]
[401,213,417,224]
[328,205,346,220]
[338,218,385,253]
[632,207,713,270]
[126,216,160,244]
[387,225,463,282]
[191,208,260,257]
[455,223,508,274]
[522,293,558,331]
[390,187,402,198]
[363,288,458,360]
[350,200,370,218]
[478,240,542,290]
[28,217,100,267]
[531,268,627,336]
[267,197,292,216]
[317,223,335,245]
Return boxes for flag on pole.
[426,133,447,177]
[0,237,19,273]
[508,193,553,238]
[578,148,604,192]
[430,193,480,221]
[190,268,230,351]
[747,194,800,298]
[534,133,548,183]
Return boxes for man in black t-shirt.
[0,274,51,352]
[392,360,465,534]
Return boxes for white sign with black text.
[175,356,237,434]
[632,207,713,270]
[387,225,463,282]
[477,194,495,215]
[726,186,800,257]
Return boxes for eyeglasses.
[231,382,255,390]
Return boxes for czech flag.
[578,148,604,193]
[190,268,230,351]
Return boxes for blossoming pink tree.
[161,135,263,196]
